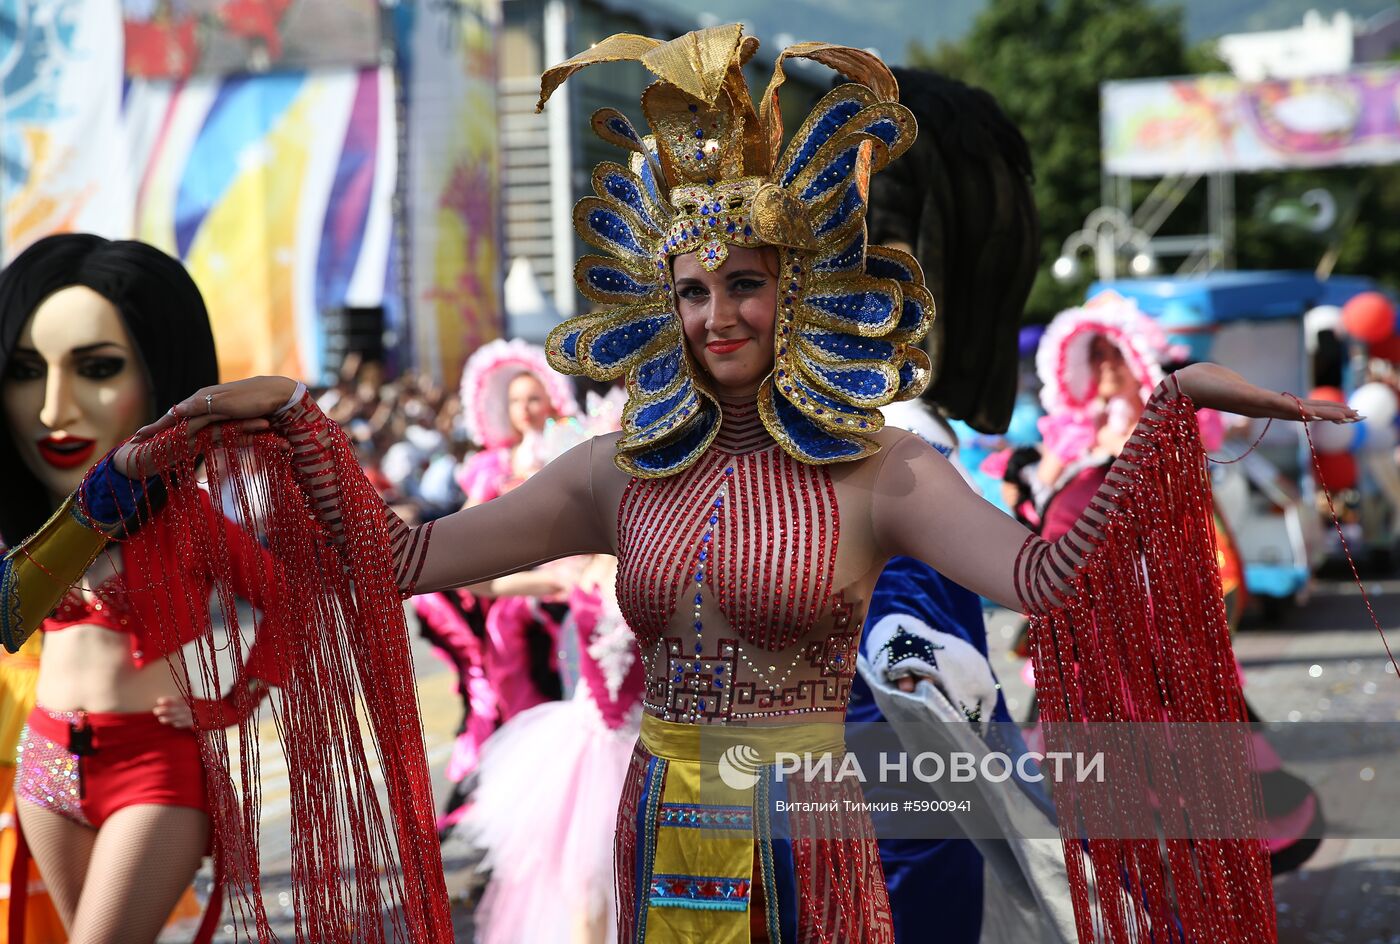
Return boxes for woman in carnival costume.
[1032,291,1225,543]
[0,236,455,943]
[415,338,577,834]
[0,235,285,943]
[91,27,1354,943]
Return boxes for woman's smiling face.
[673,245,779,398]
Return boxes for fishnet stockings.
[18,800,207,943]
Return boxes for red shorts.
[16,705,209,829]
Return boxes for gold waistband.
[640,713,846,764]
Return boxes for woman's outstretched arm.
[125,378,613,597]
[873,366,1357,611]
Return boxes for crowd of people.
[311,355,471,523]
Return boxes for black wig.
[0,234,219,545]
[865,68,1040,435]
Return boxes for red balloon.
[1371,334,1400,362]
[1313,451,1356,492]
[1341,292,1396,344]
[1309,386,1346,403]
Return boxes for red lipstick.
[706,338,750,355]
[37,436,97,470]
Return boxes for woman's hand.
[112,376,299,477]
[1174,363,1361,424]
[134,376,300,441]
[153,695,195,729]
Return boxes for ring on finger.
[205,393,215,415]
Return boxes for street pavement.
[161,577,1400,942]
[988,576,1400,944]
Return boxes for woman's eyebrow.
[71,342,129,355]
[724,269,767,279]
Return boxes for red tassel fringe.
[124,426,454,942]
[1026,394,1277,943]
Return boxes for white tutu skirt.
[462,685,641,944]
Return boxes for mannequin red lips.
[37,435,97,469]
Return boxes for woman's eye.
[732,278,766,293]
[77,357,126,380]
[678,286,708,301]
[4,359,43,382]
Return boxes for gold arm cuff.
[1,496,110,653]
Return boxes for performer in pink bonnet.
[459,388,640,943]
[1032,291,1226,542]
[415,338,579,834]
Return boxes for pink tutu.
[461,684,640,943]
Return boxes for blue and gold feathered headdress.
[537,25,933,477]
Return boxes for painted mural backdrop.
[1103,66,1400,176]
[127,67,396,381]
[1,0,131,257]
[407,0,502,381]
[2,1,396,381]
[122,0,380,78]
[3,0,497,383]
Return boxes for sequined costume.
[1,479,289,944]
[2,440,456,943]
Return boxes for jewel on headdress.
[699,237,728,272]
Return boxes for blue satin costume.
[848,556,1014,944]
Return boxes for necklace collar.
[713,394,774,454]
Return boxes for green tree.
[913,0,1198,320]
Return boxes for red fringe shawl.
[1023,392,1276,943]
[112,425,454,942]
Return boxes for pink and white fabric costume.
[414,339,579,833]
[462,571,644,944]
[1034,291,1225,468]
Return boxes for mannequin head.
[0,234,219,545]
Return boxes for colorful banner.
[122,0,380,78]
[128,67,397,381]
[2,0,132,258]
[1102,66,1400,176]
[405,0,502,381]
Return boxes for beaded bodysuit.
[617,399,862,724]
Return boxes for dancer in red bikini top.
[0,235,284,944]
